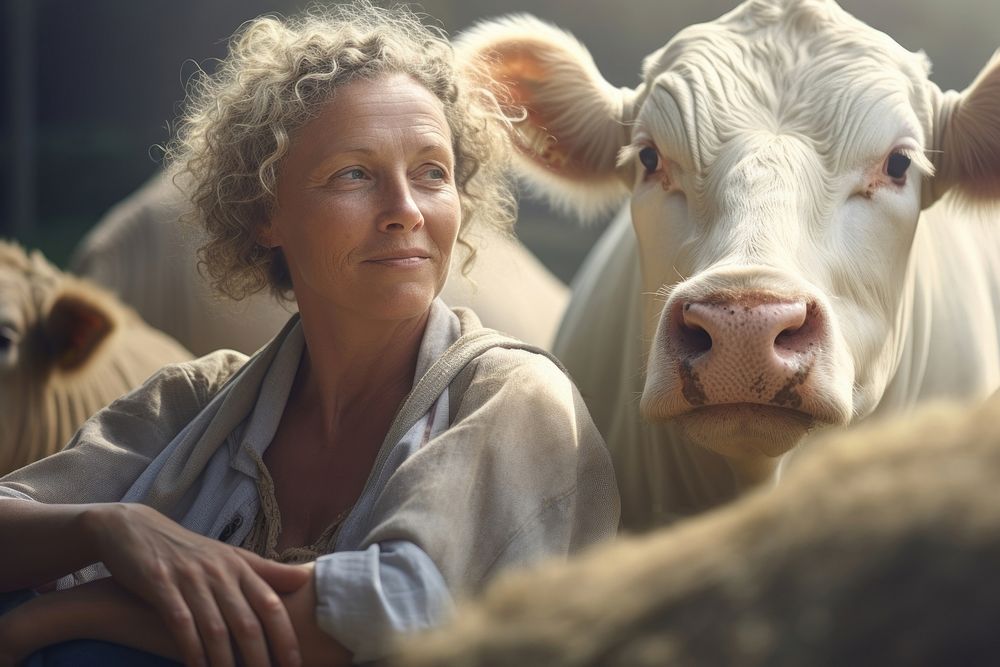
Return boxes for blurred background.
[3,0,998,283]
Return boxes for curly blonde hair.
[166,1,514,301]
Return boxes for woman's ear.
[257,223,279,249]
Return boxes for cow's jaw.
[673,406,812,459]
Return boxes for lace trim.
[241,449,352,564]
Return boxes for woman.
[0,4,619,665]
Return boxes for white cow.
[0,241,192,475]
[459,0,1000,530]
[71,172,569,356]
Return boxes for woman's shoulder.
[453,343,577,421]
[137,348,250,405]
[181,348,249,388]
[448,308,567,390]
[470,344,567,383]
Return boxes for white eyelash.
[616,143,643,169]
[898,147,935,177]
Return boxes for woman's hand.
[84,503,310,667]
[279,563,353,667]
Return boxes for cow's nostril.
[773,302,819,355]
[672,298,821,362]
[679,322,712,355]
[676,302,714,356]
[774,324,802,349]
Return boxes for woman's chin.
[357,285,440,322]
[294,275,445,323]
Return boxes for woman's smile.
[364,247,433,267]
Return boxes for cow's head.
[0,242,118,374]
[0,241,121,471]
[459,0,1000,459]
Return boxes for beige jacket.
[0,301,620,661]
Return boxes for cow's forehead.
[0,243,30,272]
[644,0,930,81]
[636,0,934,172]
[0,244,59,314]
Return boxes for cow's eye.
[639,146,660,175]
[0,325,17,349]
[885,152,911,182]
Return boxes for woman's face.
[262,73,461,323]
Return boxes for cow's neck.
[876,203,1000,417]
[728,454,781,490]
[620,401,783,532]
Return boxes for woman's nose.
[377,180,424,233]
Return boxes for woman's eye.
[639,146,660,175]
[885,152,911,182]
[425,167,446,180]
[335,168,367,182]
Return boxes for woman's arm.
[0,501,311,667]
[0,564,351,667]
[362,348,619,589]
[0,500,100,592]
[0,577,178,663]
[0,353,247,592]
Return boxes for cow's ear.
[43,291,114,372]
[924,50,1000,208]
[457,15,639,220]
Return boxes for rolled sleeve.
[314,539,454,663]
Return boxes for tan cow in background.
[459,0,1000,530]
[400,393,1000,666]
[0,241,191,475]
[71,171,569,356]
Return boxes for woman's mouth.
[365,249,432,267]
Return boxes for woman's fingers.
[152,580,209,667]
[211,578,274,667]
[149,554,305,667]
[158,561,301,667]
[236,551,308,666]
[182,559,291,667]
[179,575,239,667]
[241,550,311,593]
[241,572,303,667]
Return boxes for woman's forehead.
[292,74,453,158]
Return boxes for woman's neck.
[293,303,430,441]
